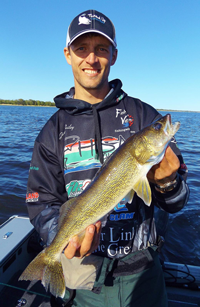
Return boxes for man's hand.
[64,221,101,259]
[147,146,180,185]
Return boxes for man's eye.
[99,47,108,52]
[75,46,85,52]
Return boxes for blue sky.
[1,0,200,111]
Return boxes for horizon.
[1,99,200,113]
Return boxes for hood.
[54,79,127,165]
[54,79,127,115]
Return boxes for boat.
[0,216,199,306]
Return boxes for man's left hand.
[147,146,180,186]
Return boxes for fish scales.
[53,151,136,251]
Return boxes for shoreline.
[0,104,55,107]
[0,104,199,113]
[157,109,200,113]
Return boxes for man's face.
[64,34,117,95]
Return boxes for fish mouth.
[167,113,171,124]
[165,113,180,137]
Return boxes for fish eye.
[153,123,162,131]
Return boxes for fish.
[19,114,180,298]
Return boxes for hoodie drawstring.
[92,105,104,164]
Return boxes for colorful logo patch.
[64,136,125,175]
[66,180,91,197]
[26,192,39,202]
[116,109,134,128]
[121,115,134,128]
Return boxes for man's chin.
[83,80,107,91]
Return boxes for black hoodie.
[26,79,189,258]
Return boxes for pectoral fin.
[133,177,152,206]
[124,190,135,204]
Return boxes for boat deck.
[0,268,199,307]
[167,286,200,307]
[0,269,51,306]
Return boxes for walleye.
[19,114,180,298]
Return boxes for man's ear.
[111,48,118,66]
[64,47,71,65]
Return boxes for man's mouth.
[83,69,100,75]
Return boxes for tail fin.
[19,249,66,298]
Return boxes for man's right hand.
[64,221,101,259]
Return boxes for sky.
[0,0,200,111]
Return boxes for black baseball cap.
[66,10,117,48]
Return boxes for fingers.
[80,221,101,257]
[64,221,101,259]
[165,146,180,169]
[147,146,180,184]
[64,235,80,259]
[87,221,101,255]
[78,224,96,257]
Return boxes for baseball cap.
[66,10,117,48]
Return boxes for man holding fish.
[23,10,189,307]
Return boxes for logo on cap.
[78,14,91,25]
[78,13,106,26]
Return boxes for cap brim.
[66,30,117,48]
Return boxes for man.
[26,10,189,307]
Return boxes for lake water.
[0,105,199,266]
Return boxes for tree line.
[0,99,55,106]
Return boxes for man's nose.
[85,52,99,64]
